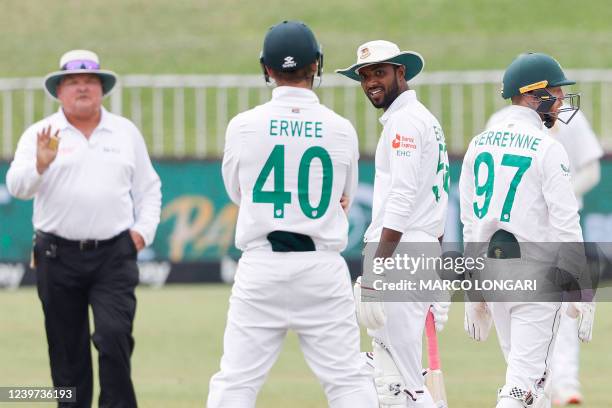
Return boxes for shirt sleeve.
[541,141,587,280]
[342,121,359,212]
[540,142,583,242]
[573,160,600,198]
[5,125,45,200]
[130,127,162,246]
[381,115,423,232]
[459,143,476,243]
[561,110,603,170]
[221,116,242,205]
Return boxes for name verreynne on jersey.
[473,129,542,151]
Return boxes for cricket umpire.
[6,49,161,407]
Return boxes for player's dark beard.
[369,77,402,110]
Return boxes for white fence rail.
[1,70,612,159]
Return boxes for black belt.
[267,230,315,252]
[36,230,127,251]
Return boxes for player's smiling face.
[57,73,103,118]
[542,87,565,127]
[358,63,405,111]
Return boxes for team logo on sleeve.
[560,163,571,176]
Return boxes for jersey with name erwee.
[222,86,359,252]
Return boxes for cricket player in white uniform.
[487,101,603,406]
[460,53,596,408]
[337,40,450,408]
[207,21,378,408]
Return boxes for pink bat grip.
[425,310,441,370]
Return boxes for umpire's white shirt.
[222,86,359,253]
[6,107,161,245]
[364,90,448,242]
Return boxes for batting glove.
[354,276,386,330]
[464,301,492,341]
[430,302,450,332]
[566,301,595,342]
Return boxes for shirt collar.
[380,90,417,125]
[54,106,113,132]
[499,105,544,130]
[271,86,320,104]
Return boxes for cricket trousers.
[479,256,563,408]
[368,302,437,407]
[366,232,442,407]
[488,302,562,408]
[207,250,378,408]
[550,303,581,392]
[34,230,139,408]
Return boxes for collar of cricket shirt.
[272,86,320,104]
[96,107,114,131]
[55,106,114,133]
[379,89,417,125]
[503,105,544,130]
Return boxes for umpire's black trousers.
[34,230,139,408]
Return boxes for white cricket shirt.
[487,105,603,208]
[460,105,583,244]
[364,90,449,242]
[6,108,161,245]
[222,86,359,253]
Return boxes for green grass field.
[1,285,611,407]
[2,1,612,76]
[2,1,612,158]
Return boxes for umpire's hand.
[36,125,60,174]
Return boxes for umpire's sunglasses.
[62,59,100,71]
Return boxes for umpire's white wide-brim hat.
[336,40,424,82]
[44,49,117,100]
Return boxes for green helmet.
[501,53,575,99]
[260,21,323,83]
